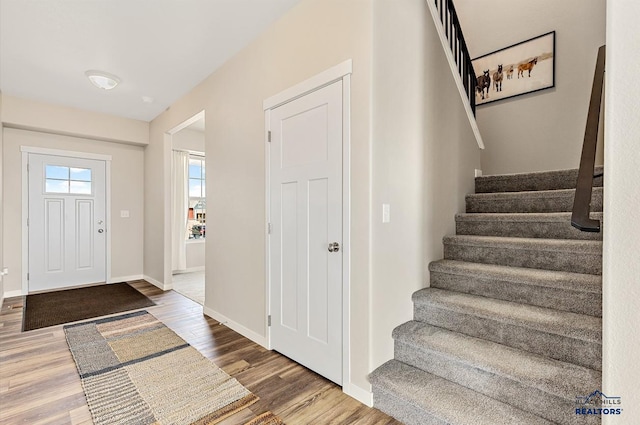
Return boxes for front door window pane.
[70,181,92,194]
[46,179,69,193]
[70,168,92,181]
[46,165,69,180]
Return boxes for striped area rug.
[64,310,258,425]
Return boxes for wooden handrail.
[434,0,477,115]
[571,45,605,232]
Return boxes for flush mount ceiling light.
[85,70,121,90]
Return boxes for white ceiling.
[0,0,304,122]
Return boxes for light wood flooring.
[0,280,400,425]
[172,271,205,305]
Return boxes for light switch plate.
[120,210,130,218]
[382,204,390,223]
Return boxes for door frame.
[21,146,112,294]
[263,59,352,389]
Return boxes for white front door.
[269,80,343,384]
[28,153,107,292]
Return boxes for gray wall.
[371,0,480,371]
[456,0,606,175]
[603,1,640,420]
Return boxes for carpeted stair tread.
[443,235,602,275]
[413,288,601,370]
[475,166,603,193]
[392,322,601,425]
[370,360,554,425]
[466,187,603,213]
[393,321,600,399]
[429,259,601,316]
[412,288,601,343]
[455,212,603,240]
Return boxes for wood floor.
[172,271,205,305]
[0,280,401,425]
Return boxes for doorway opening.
[170,114,206,304]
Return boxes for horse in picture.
[476,70,491,100]
[506,65,514,80]
[518,57,538,78]
[493,65,504,92]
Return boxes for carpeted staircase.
[370,167,603,425]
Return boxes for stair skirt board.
[370,167,602,425]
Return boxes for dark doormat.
[22,282,156,331]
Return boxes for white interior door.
[28,153,107,292]
[269,80,343,384]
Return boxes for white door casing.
[268,80,344,385]
[27,153,107,292]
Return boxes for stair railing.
[571,45,605,232]
[426,0,484,149]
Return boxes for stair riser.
[430,270,602,317]
[466,189,603,214]
[456,219,603,240]
[444,243,602,275]
[413,303,602,370]
[373,387,447,425]
[395,341,600,425]
[475,167,603,193]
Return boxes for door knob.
[98,229,104,233]
[328,242,340,252]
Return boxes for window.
[45,165,92,194]
[187,156,206,239]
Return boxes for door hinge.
[27,163,30,172]
[268,315,271,327]
[267,131,272,143]
[267,222,272,234]
[27,273,29,281]
[27,218,29,226]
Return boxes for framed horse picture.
[472,31,555,106]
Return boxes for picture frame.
[472,31,555,106]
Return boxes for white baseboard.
[200,306,373,408]
[143,275,172,291]
[343,382,373,407]
[110,274,144,283]
[3,289,24,298]
[203,306,267,348]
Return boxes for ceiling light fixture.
[85,70,121,90]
